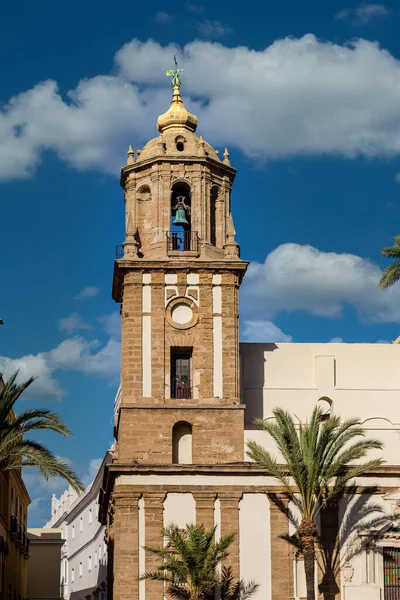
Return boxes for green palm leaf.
[379,236,400,288]
[247,405,384,600]
[140,523,257,600]
[0,371,83,493]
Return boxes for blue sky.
[1,0,400,524]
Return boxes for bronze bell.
[173,207,189,226]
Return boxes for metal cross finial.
[166,55,184,89]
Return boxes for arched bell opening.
[170,182,192,251]
[172,421,193,464]
[210,186,219,246]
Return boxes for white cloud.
[241,319,292,342]
[197,20,233,38]
[0,335,120,399]
[330,337,344,342]
[82,457,102,487]
[73,286,99,300]
[58,312,92,334]
[23,456,103,526]
[0,352,65,398]
[3,35,400,180]
[336,3,389,24]
[155,11,174,25]
[98,311,121,338]
[335,8,351,19]
[241,243,400,324]
[186,3,205,14]
[23,468,70,526]
[355,3,389,24]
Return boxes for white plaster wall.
[239,494,271,600]
[337,493,394,600]
[45,456,110,600]
[241,342,400,465]
[68,525,107,597]
[163,493,196,529]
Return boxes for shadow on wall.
[274,490,390,600]
[240,343,278,427]
[69,554,108,600]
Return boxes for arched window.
[317,397,332,422]
[210,186,219,246]
[170,182,192,250]
[175,135,186,152]
[172,421,193,464]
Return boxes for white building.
[241,340,400,600]
[46,452,111,600]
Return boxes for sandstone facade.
[100,83,400,600]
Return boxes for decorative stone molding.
[166,296,199,330]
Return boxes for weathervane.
[166,55,184,89]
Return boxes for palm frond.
[0,372,83,493]
[378,262,400,288]
[140,524,257,600]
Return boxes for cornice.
[120,156,236,187]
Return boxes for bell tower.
[103,67,250,600]
[112,74,247,465]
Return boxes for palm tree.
[247,407,384,600]
[0,372,83,492]
[378,235,400,288]
[140,523,258,600]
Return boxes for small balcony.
[166,231,199,255]
[171,380,192,399]
[10,515,29,555]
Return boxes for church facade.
[99,78,400,600]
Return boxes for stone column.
[112,491,141,600]
[194,491,216,530]
[269,494,293,600]
[319,502,341,600]
[219,492,242,578]
[144,492,165,600]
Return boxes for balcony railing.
[10,515,29,554]
[166,231,198,253]
[171,380,192,399]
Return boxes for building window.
[317,397,332,422]
[172,421,193,464]
[210,186,219,246]
[79,517,83,533]
[71,525,75,540]
[95,504,99,519]
[95,550,98,568]
[99,543,102,560]
[88,555,92,572]
[71,568,75,583]
[79,562,83,578]
[88,508,92,525]
[171,348,192,398]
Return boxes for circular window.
[171,304,193,325]
[166,297,199,330]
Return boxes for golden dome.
[157,85,198,134]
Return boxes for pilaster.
[319,502,341,600]
[112,492,141,600]
[144,492,165,600]
[193,491,216,530]
[219,491,242,578]
[269,494,293,600]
